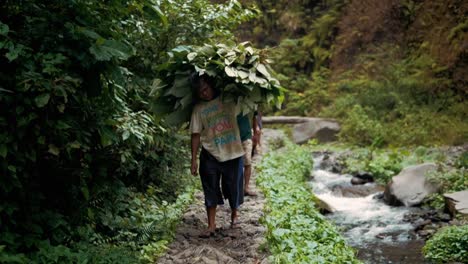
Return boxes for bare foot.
[244,190,258,196]
[198,229,215,238]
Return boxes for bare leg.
[244,165,257,196]
[231,208,238,227]
[244,164,252,193]
[207,206,216,231]
[200,206,216,238]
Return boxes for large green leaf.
[35,94,50,108]
[165,107,192,126]
[89,40,135,61]
[0,22,9,36]
[165,76,190,98]
[0,144,7,158]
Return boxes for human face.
[198,79,214,101]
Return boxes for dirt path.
[157,129,285,264]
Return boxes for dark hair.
[189,72,218,101]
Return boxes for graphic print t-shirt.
[190,97,244,162]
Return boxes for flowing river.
[309,154,428,263]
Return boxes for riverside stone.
[383,163,439,206]
[292,119,340,144]
[444,190,468,216]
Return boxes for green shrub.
[423,225,468,263]
[426,167,467,210]
[338,105,384,146]
[0,0,252,261]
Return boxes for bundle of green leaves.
[150,42,285,125]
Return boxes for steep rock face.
[331,0,404,74]
[383,163,439,206]
[330,0,467,91]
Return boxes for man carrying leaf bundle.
[190,74,245,238]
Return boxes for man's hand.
[252,134,259,145]
[191,159,198,176]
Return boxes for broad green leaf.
[90,40,135,61]
[187,52,197,61]
[198,44,216,57]
[79,28,101,39]
[237,70,249,79]
[35,94,50,108]
[122,130,130,141]
[0,144,7,158]
[248,55,259,64]
[0,22,9,36]
[69,141,80,149]
[165,76,190,97]
[56,121,71,130]
[150,4,168,28]
[248,72,257,83]
[225,66,237,77]
[81,185,90,201]
[48,144,60,156]
[99,127,115,147]
[6,45,21,61]
[7,165,16,172]
[180,93,193,107]
[150,79,167,96]
[256,63,271,79]
[172,45,191,53]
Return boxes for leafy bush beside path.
[423,225,468,263]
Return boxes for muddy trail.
[157,129,285,264]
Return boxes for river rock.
[315,197,335,214]
[292,118,340,144]
[351,172,374,185]
[332,184,384,198]
[444,190,468,216]
[383,163,439,206]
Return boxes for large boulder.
[292,118,340,144]
[383,163,439,206]
[444,190,468,216]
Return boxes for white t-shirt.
[190,97,244,162]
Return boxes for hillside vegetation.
[238,0,467,146]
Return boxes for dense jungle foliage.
[0,0,255,262]
[238,0,467,147]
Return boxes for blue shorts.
[199,148,244,209]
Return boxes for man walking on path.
[190,74,245,238]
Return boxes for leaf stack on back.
[151,42,285,125]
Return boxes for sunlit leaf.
[35,94,50,108]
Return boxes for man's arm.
[191,133,201,176]
[252,113,260,144]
